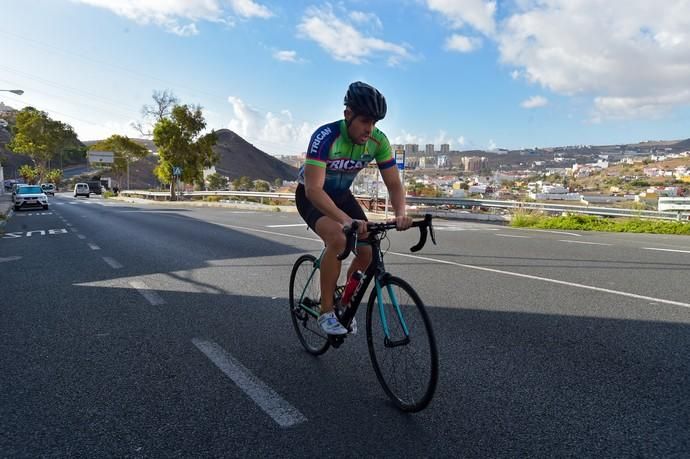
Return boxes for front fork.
[375,276,411,347]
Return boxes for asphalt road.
[2,194,689,457]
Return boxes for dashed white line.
[643,247,690,254]
[192,338,307,428]
[496,234,530,238]
[88,243,101,250]
[0,256,22,263]
[77,234,86,240]
[129,281,165,305]
[102,257,123,269]
[558,240,612,246]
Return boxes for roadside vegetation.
[511,211,690,235]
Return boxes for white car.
[74,182,90,197]
[13,185,49,211]
[41,183,56,196]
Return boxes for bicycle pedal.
[328,335,345,348]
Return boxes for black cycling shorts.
[295,184,367,232]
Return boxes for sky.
[1,0,689,156]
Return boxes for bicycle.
[289,214,439,412]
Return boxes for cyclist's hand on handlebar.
[393,215,413,231]
[346,219,368,235]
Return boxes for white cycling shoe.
[318,311,348,335]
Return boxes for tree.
[18,164,39,184]
[232,176,252,191]
[207,173,228,190]
[8,107,78,170]
[273,177,283,188]
[153,104,218,200]
[89,135,149,189]
[132,89,179,137]
[44,169,63,185]
[254,180,270,192]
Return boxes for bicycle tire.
[289,254,330,355]
[366,276,439,412]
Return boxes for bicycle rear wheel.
[366,276,438,412]
[289,254,330,355]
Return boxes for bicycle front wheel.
[366,276,439,412]
[289,254,330,355]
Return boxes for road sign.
[173,166,182,176]
[395,149,405,170]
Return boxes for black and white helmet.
[344,81,387,121]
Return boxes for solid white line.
[643,247,690,254]
[496,234,530,238]
[213,224,690,309]
[265,223,308,228]
[391,252,690,309]
[88,243,101,250]
[77,234,86,240]
[520,229,582,237]
[0,256,22,263]
[192,338,307,428]
[129,280,165,305]
[213,223,321,243]
[102,257,123,269]
[558,240,612,246]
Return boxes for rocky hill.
[211,129,298,182]
[102,129,298,188]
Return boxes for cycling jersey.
[297,119,395,194]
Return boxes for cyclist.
[295,81,412,335]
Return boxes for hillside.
[211,129,298,182]
[110,129,298,188]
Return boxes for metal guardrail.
[119,190,690,221]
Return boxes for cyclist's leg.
[295,185,347,322]
[339,191,372,278]
[313,215,346,314]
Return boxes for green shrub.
[205,196,221,202]
[510,212,690,235]
[103,191,114,198]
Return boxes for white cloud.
[273,50,300,62]
[73,0,272,35]
[426,0,497,35]
[227,96,314,155]
[424,0,690,121]
[487,139,497,151]
[229,0,272,19]
[521,95,548,109]
[495,0,690,120]
[349,11,383,30]
[445,34,482,53]
[298,5,411,65]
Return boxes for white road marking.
[102,257,123,269]
[213,223,320,243]
[265,223,308,228]
[88,243,101,250]
[391,252,690,309]
[520,229,582,237]
[192,338,307,428]
[77,234,86,240]
[496,234,530,238]
[129,280,165,305]
[643,247,690,254]
[214,224,690,309]
[0,256,22,263]
[558,240,612,246]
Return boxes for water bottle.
[340,270,365,306]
